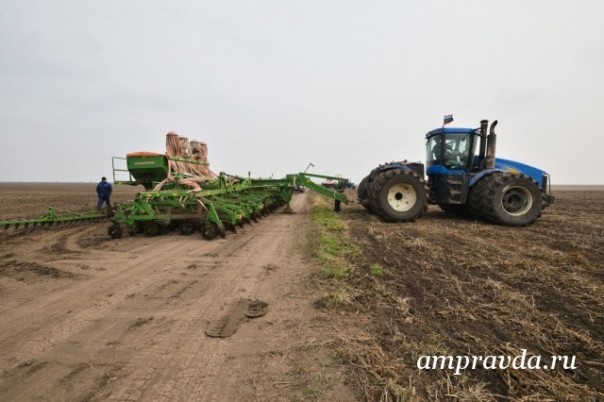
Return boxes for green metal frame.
[112,156,135,186]
[107,171,350,238]
[1,208,106,231]
[0,151,351,237]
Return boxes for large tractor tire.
[357,175,373,213]
[467,172,499,219]
[478,173,543,226]
[368,168,427,222]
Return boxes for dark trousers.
[97,196,111,211]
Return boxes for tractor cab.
[426,128,479,171]
[425,125,485,205]
[424,119,553,214]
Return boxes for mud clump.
[205,298,269,338]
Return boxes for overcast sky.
[1,0,602,184]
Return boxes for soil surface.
[331,186,604,401]
[0,184,354,401]
[1,184,603,401]
[0,183,141,219]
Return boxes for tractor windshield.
[444,134,472,169]
[426,134,474,169]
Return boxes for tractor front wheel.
[480,173,543,226]
[467,173,498,219]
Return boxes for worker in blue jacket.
[96,176,113,212]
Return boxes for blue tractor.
[357,120,554,226]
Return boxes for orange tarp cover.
[126,151,163,157]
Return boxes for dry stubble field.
[0,183,602,401]
[315,186,604,401]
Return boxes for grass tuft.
[369,263,385,277]
[308,195,359,279]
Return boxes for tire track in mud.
[0,240,197,360]
[0,194,311,401]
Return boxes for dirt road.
[0,192,353,401]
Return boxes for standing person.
[96,176,113,212]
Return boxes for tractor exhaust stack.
[486,120,498,169]
[478,119,488,169]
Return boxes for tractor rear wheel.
[368,169,427,222]
[357,175,373,213]
[480,173,543,226]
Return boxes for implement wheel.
[144,222,161,237]
[369,168,427,222]
[128,222,144,236]
[201,222,220,240]
[107,223,123,239]
[480,173,543,226]
[180,220,196,235]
